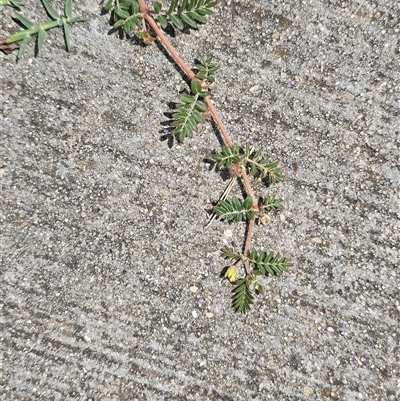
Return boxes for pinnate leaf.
[232,279,254,313]
[248,250,292,275]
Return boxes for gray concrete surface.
[1,0,399,400]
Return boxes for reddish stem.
[138,0,149,12]
[138,0,235,148]
[242,219,255,275]
[204,97,233,148]
[240,167,258,209]
[138,0,258,233]
[139,0,195,79]
[244,219,255,256]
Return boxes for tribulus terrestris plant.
[1,0,292,313]
[103,0,292,313]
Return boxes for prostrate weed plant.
[1,0,292,313]
[105,0,292,313]
[0,0,88,57]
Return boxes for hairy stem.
[204,97,233,148]
[240,166,258,209]
[244,219,255,256]
[139,0,257,235]
[139,0,234,148]
[243,219,255,275]
[139,0,194,78]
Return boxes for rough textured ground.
[1,0,399,400]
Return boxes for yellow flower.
[225,266,239,282]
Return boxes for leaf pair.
[222,246,292,312]
[213,146,282,184]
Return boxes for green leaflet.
[156,14,168,28]
[180,12,197,28]
[37,29,46,52]
[189,10,205,23]
[17,34,30,58]
[169,14,184,30]
[13,12,34,29]
[154,1,162,13]
[65,0,72,18]
[41,0,60,20]
[130,1,139,14]
[63,20,71,51]
[190,78,202,94]
[104,0,116,11]
[168,0,179,14]
[115,9,130,19]
[194,99,207,112]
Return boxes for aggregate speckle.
[1,0,399,400]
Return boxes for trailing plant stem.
[138,0,148,12]
[139,0,194,78]
[138,0,233,147]
[138,0,257,211]
[204,97,233,148]
[243,219,255,264]
[239,166,257,207]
